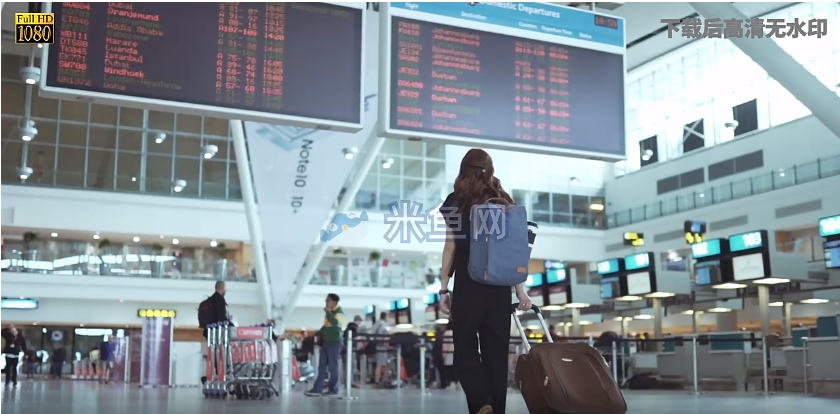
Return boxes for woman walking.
[438,149,532,414]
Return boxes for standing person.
[2,325,27,387]
[24,349,38,379]
[51,343,67,380]
[198,281,229,383]
[438,149,532,414]
[99,337,116,384]
[305,293,345,397]
[371,312,391,387]
[89,347,100,380]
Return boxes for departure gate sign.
[41,2,366,131]
[378,2,626,160]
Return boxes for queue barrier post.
[690,336,700,395]
[340,330,357,400]
[396,344,402,388]
[611,340,618,382]
[761,336,770,396]
[802,337,809,395]
[419,338,429,395]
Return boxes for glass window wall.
[1,55,240,200]
[616,2,840,177]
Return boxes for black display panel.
[600,276,620,299]
[389,16,624,155]
[694,260,723,286]
[45,2,363,124]
[824,239,840,269]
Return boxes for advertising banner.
[242,8,380,309]
[140,317,173,386]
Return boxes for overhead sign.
[691,239,723,259]
[42,2,366,130]
[0,298,38,309]
[378,2,626,160]
[624,252,651,271]
[684,220,707,245]
[623,232,644,246]
[597,258,620,275]
[138,309,176,318]
[244,10,380,312]
[729,230,765,253]
[819,214,840,237]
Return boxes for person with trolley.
[437,149,533,414]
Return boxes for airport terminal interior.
[2,1,840,413]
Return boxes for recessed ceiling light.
[93,234,100,240]
[133,237,140,242]
[210,240,218,247]
[131,176,137,182]
[50,232,58,237]
[172,238,180,245]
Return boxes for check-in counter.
[653,331,763,390]
[804,337,840,396]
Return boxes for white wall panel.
[0,273,421,329]
[1,186,250,241]
[605,116,840,213]
[0,298,351,331]
[327,211,607,263]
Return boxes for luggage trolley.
[203,323,279,400]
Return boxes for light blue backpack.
[467,199,533,286]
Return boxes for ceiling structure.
[1,2,796,71]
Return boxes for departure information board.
[42,2,365,130]
[379,2,626,160]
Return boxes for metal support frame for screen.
[38,2,367,132]
[378,2,627,160]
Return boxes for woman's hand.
[516,291,532,312]
[440,293,452,316]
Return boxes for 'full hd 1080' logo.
[14,13,55,45]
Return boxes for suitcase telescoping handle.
[511,303,554,353]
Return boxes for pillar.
[782,302,793,338]
[230,120,274,321]
[716,312,738,332]
[757,285,772,337]
[652,298,663,339]
[692,311,702,333]
[570,308,581,337]
[689,2,840,139]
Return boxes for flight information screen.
[388,16,624,156]
[45,2,363,125]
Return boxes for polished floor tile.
[1,380,836,414]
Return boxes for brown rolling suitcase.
[512,304,627,414]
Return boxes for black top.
[208,292,229,325]
[441,192,472,266]
[1,328,27,355]
[53,348,67,364]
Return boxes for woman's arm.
[439,227,456,290]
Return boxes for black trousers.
[5,358,18,384]
[452,272,512,414]
[434,356,449,388]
